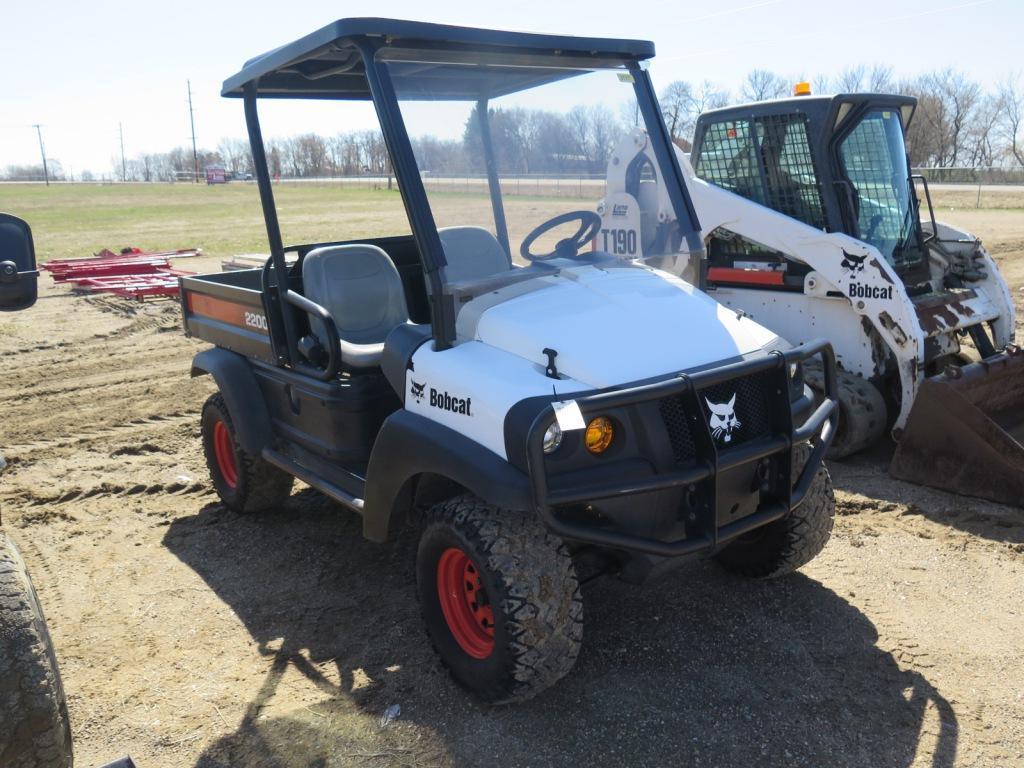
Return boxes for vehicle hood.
[467,265,781,389]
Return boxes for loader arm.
[678,157,922,428]
[601,132,923,429]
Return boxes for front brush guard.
[525,339,838,557]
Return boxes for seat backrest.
[302,244,409,345]
[438,226,512,283]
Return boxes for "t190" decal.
[601,228,638,256]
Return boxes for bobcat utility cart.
[181,18,839,703]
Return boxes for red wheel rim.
[436,547,495,659]
[212,420,238,489]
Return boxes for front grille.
[659,370,776,461]
[700,371,774,447]
[659,396,696,463]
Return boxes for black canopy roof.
[221,18,656,100]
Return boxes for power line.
[32,124,49,186]
[187,80,198,184]
[119,122,127,182]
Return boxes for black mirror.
[0,213,38,311]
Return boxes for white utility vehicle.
[181,19,839,702]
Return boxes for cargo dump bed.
[180,269,276,365]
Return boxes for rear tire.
[201,393,293,513]
[714,447,835,579]
[0,532,73,768]
[805,365,887,459]
[416,495,583,704]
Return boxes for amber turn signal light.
[585,416,615,454]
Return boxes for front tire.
[416,496,583,704]
[714,448,835,579]
[0,532,73,768]
[201,393,293,513]
[804,366,887,459]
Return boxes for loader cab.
[692,93,929,285]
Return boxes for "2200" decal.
[244,311,268,331]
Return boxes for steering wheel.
[520,211,602,262]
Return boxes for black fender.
[190,348,274,456]
[363,409,532,542]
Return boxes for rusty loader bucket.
[891,347,1024,506]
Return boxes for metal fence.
[3,167,1023,189]
[911,166,1024,185]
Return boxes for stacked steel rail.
[42,248,200,300]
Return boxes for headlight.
[542,422,563,454]
[584,416,615,454]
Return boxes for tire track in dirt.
[9,480,212,513]
[0,362,190,405]
[4,412,199,461]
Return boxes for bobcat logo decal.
[840,250,867,274]
[410,380,426,403]
[705,393,741,444]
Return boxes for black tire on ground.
[201,392,293,513]
[416,495,583,704]
[714,446,835,579]
[804,364,887,459]
[0,532,73,768]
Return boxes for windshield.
[383,58,689,286]
[838,109,922,272]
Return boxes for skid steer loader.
[598,89,1024,506]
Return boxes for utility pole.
[119,122,127,182]
[187,80,199,183]
[32,124,49,186]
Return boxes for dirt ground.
[2,206,1024,767]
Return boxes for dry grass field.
[0,182,1022,767]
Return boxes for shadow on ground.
[828,441,1024,548]
[164,489,957,768]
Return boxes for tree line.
[4,66,1023,181]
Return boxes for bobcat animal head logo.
[705,393,741,443]
[410,380,426,403]
[841,250,867,274]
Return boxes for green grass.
[2,181,1017,265]
[0,182,592,263]
[0,183,415,262]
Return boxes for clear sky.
[1,0,1018,175]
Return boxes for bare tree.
[660,80,729,141]
[217,138,252,175]
[902,69,982,167]
[811,73,832,93]
[866,64,895,92]
[835,64,867,92]
[928,68,981,166]
[965,94,1002,167]
[997,73,1024,166]
[660,80,695,139]
[741,69,788,102]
